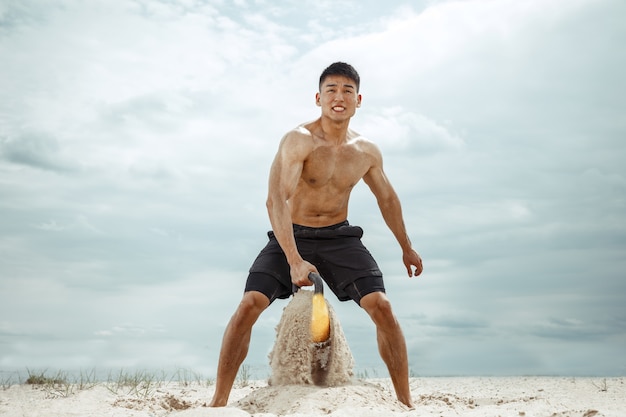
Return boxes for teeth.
[333,107,345,111]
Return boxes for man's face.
[316,75,362,120]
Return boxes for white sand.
[3,293,623,416]
[1,377,624,416]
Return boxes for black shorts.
[245,221,384,305]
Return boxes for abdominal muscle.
[289,184,352,227]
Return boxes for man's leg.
[360,292,414,408]
[209,291,270,407]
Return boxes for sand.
[3,293,624,416]
[268,289,353,387]
[1,376,624,416]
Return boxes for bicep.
[363,166,394,202]
[362,146,395,202]
[268,133,309,200]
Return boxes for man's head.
[319,62,360,93]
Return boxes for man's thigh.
[341,275,386,306]
[245,272,292,305]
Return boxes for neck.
[318,116,350,144]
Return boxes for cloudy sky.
[1,0,624,380]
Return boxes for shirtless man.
[209,62,423,408]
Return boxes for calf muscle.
[209,292,269,407]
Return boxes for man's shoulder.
[292,124,314,138]
[348,131,381,154]
[278,124,315,156]
[281,120,316,139]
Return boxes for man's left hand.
[403,249,423,277]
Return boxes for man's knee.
[231,291,270,326]
[239,291,270,313]
[361,292,396,325]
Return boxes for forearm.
[379,196,413,253]
[266,198,302,265]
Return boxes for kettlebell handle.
[292,272,324,295]
[308,272,324,295]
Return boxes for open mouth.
[332,106,345,112]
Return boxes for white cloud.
[0,0,624,377]
[358,106,465,153]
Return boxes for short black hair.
[319,62,360,92]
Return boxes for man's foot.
[398,395,415,409]
[208,397,227,407]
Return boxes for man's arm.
[362,144,423,277]
[266,130,318,287]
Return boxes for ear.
[315,92,321,107]
[356,94,362,108]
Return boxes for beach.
[3,292,624,416]
[3,290,622,416]
[1,376,624,416]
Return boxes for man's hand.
[403,249,423,277]
[290,259,318,287]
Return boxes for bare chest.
[300,145,371,190]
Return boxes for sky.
[1,0,625,380]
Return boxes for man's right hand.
[290,259,318,288]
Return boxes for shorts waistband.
[292,220,349,232]
[267,220,362,240]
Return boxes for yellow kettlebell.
[309,272,330,343]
